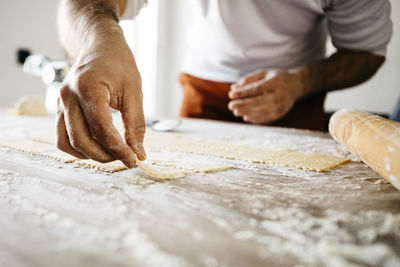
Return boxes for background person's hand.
[228,69,305,124]
[56,33,146,168]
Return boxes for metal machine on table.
[23,54,70,115]
[22,55,181,132]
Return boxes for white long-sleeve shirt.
[122,0,392,83]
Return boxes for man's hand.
[228,69,304,124]
[56,30,146,168]
[56,0,146,168]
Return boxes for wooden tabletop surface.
[0,110,399,267]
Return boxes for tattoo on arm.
[300,50,385,95]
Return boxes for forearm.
[57,0,127,58]
[298,50,385,96]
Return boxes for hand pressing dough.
[9,95,47,116]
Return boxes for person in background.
[56,0,392,167]
[390,97,400,122]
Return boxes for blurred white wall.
[0,0,65,107]
[0,0,399,117]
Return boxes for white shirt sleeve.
[120,0,148,20]
[324,0,393,56]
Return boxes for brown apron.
[179,73,326,131]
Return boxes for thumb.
[121,89,147,161]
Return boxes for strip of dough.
[0,138,77,163]
[29,131,349,172]
[1,137,195,178]
[270,151,349,171]
[149,159,233,173]
[145,134,349,171]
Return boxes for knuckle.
[56,138,68,152]
[75,71,99,98]
[70,138,84,151]
[76,71,92,88]
[59,86,70,103]
[56,102,64,116]
[90,125,107,140]
[95,157,113,164]
[126,125,146,141]
[135,124,146,134]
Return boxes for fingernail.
[135,144,146,161]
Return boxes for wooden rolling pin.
[329,109,400,191]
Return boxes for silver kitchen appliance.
[23,55,181,131]
[23,55,71,114]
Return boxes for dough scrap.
[9,95,47,116]
[74,159,128,173]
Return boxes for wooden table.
[0,110,399,267]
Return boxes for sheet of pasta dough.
[149,159,233,173]
[74,159,187,179]
[0,138,77,163]
[1,137,232,177]
[28,131,349,171]
[144,133,349,171]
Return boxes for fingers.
[229,78,276,99]
[77,84,138,168]
[228,94,271,113]
[242,103,288,124]
[121,89,147,161]
[55,100,87,159]
[235,69,267,87]
[227,93,287,124]
[243,105,286,124]
[60,86,115,163]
